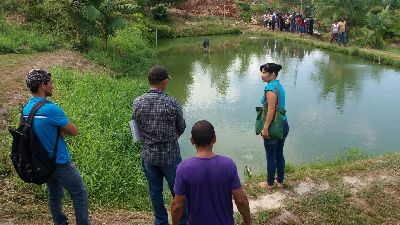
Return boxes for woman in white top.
[330,20,339,43]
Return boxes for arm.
[232,188,252,225]
[171,195,186,225]
[61,122,79,136]
[261,91,277,139]
[175,102,186,137]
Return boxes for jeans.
[142,155,188,225]
[338,32,347,46]
[263,121,289,185]
[47,162,90,225]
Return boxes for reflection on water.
[153,35,400,173]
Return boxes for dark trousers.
[263,121,289,185]
[142,155,188,225]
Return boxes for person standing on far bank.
[24,69,91,225]
[257,63,290,189]
[132,65,188,225]
[337,18,347,46]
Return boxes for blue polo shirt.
[22,97,71,164]
[261,80,288,121]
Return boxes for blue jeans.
[263,121,289,185]
[142,155,188,225]
[338,32,347,46]
[47,162,90,225]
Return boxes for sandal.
[258,181,274,189]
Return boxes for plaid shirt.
[132,88,186,166]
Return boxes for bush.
[151,3,169,22]
[150,23,175,39]
[86,27,153,77]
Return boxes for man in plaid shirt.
[132,65,188,225]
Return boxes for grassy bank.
[2,67,151,210]
[237,150,400,224]
[253,31,400,68]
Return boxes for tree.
[79,0,138,49]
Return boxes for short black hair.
[260,63,283,76]
[26,69,52,93]
[191,120,216,147]
[148,65,171,85]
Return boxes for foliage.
[0,22,57,53]
[139,0,187,7]
[176,23,241,37]
[86,27,153,77]
[45,67,150,208]
[237,2,252,22]
[78,0,138,49]
[151,3,169,22]
[150,23,175,39]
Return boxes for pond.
[154,34,400,173]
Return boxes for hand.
[260,127,270,139]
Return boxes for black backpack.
[8,100,60,185]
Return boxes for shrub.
[151,3,169,22]
[86,27,153,77]
[150,23,175,39]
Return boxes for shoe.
[274,180,284,188]
[258,181,274,189]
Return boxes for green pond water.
[153,34,400,173]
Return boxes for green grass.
[243,151,400,224]
[0,130,13,175]
[85,27,153,78]
[3,67,152,209]
[234,209,281,225]
[50,67,149,209]
[287,187,367,224]
[0,22,57,54]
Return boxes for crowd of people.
[23,62,288,225]
[263,12,314,37]
[261,11,349,46]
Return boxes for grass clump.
[234,209,280,225]
[40,67,150,209]
[288,187,366,224]
[0,21,57,54]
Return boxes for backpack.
[8,101,60,185]
[272,15,276,22]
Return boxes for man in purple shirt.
[171,120,252,225]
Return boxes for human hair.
[259,63,283,77]
[26,69,52,93]
[148,65,170,85]
[191,120,216,147]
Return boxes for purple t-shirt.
[174,155,242,225]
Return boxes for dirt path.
[0,51,152,225]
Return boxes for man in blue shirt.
[23,69,90,225]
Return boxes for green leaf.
[84,5,102,22]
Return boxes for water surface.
[153,35,400,173]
